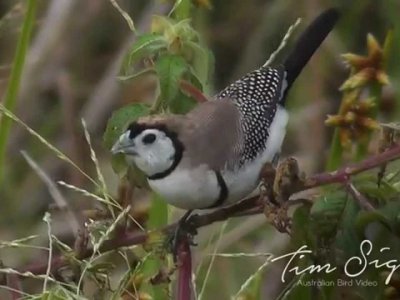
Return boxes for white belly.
[224,106,288,202]
[148,106,288,209]
[148,165,220,209]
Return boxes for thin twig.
[198,222,228,300]
[82,1,171,134]
[263,18,302,67]
[42,212,52,293]
[109,0,136,32]
[305,143,400,188]
[344,182,376,211]
[21,151,80,235]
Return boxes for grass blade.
[0,0,38,181]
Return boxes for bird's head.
[111,119,184,179]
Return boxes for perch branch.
[304,143,400,188]
[14,197,259,277]
[5,143,400,282]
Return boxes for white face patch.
[130,129,176,177]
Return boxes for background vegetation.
[0,0,400,299]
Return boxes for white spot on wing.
[280,71,288,100]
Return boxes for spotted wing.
[215,66,286,166]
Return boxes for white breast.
[148,165,220,209]
[223,106,289,202]
[148,106,288,209]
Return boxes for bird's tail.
[281,8,339,103]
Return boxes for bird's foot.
[260,157,306,205]
[272,157,306,203]
[263,201,292,234]
[169,210,198,263]
[259,157,305,234]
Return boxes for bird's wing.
[178,99,244,171]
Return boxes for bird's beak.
[111,133,137,156]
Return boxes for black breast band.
[206,171,228,209]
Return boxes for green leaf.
[103,103,149,175]
[169,71,203,114]
[334,197,361,259]
[310,190,347,238]
[155,54,189,110]
[103,103,149,149]
[173,18,198,41]
[236,266,263,300]
[147,193,169,230]
[118,67,156,82]
[170,0,193,20]
[356,199,400,236]
[122,33,167,75]
[356,176,399,203]
[355,210,391,237]
[291,205,314,247]
[141,193,169,299]
[151,15,175,35]
[183,41,213,86]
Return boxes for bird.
[111,8,339,212]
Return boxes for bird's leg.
[170,210,198,263]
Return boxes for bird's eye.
[142,133,156,144]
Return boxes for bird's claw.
[169,211,199,263]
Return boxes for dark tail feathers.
[282,8,339,101]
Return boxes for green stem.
[355,83,382,161]
[143,192,169,298]
[369,82,383,117]
[0,0,38,182]
[354,135,369,161]
[326,128,343,171]
[326,88,359,171]
[171,0,192,20]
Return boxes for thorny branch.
[3,143,400,283]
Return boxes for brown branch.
[7,143,400,282]
[16,197,257,277]
[304,143,400,188]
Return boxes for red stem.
[7,274,23,300]
[179,79,208,103]
[305,143,400,188]
[177,238,192,300]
